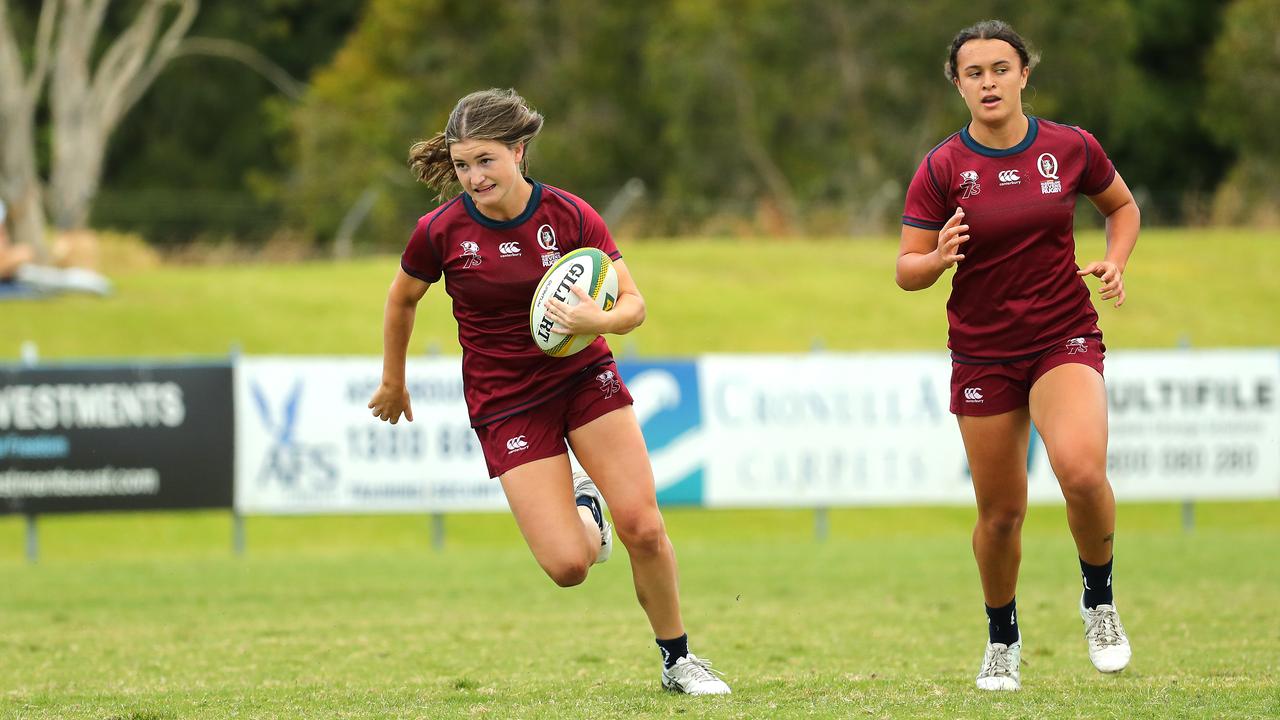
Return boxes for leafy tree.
[95,0,362,244]
[0,0,198,255]
[1203,0,1280,224]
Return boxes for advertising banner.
[698,354,974,506]
[234,357,502,513]
[618,360,705,506]
[0,363,234,514]
[698,351,1280,507]
[1087,350,1280,499]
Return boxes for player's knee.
[1055,460,1108,498]
[542,557,590,587]
[615,512,667,556]
[978,505,1025,536]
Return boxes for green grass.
[2,231,1277,717]
[2,228,1278,360]
[1,503,1277,718]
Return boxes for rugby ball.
[529,248,618,357]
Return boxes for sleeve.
[902,155,949,231]
[1078,127,1117,197]
[579,202,621,260]
[400,215,443,283]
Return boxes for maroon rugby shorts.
[474,361,634,478]
[951,336,1105,416]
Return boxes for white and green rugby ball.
[529,247,619,357]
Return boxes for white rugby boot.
[572,471,612,564]
[975,640,1022,691]
[1081,594,1131,673]
[661,654,731,696]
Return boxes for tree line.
[2,0,1275,252]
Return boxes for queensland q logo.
[1037,153,1059,180]
[536,224,557,251]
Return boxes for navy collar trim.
[462,178,542,229]
[961,117,1039,158]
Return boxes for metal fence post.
[1177,334,1195,533]
[431,513,445,551]
[232,512,246,556]
[25,514,38,564]
[814,507,829,543]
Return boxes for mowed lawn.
[2,227,1278,360]
[0,502,1277,719]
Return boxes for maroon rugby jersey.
[902,117,1116,360]
[402,180,621,426]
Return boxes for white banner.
[699,354,973,506]
[1086,350,1280,499]
[700,351,1280,507]
[234,357,503,513]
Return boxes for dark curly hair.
[944,20,1039,83]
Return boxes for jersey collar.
[960,116,1039,158]
[462,178,542,229]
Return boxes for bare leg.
[499,454,600,587]
[957,408,1032,607]
[1029,363,1115,565]
[569,406,684,639]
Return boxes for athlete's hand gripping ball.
[1077,260,1126,308]
[544,284,611,336]
[937,206,970,268]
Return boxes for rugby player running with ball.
[369,88,730,696]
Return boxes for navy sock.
[985,598,1019,646]
[575,494,603,529]
[656,633,689,669]
[1081,556,1114,608]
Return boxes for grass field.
[1,502,1277,719]
[2,229,1278,717]
[2,228,1279,360]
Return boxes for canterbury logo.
[998,170,1020,183]
[505,435,529,452]
[963,387,983,402]
[499,241,521,257]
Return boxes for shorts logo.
[505,435,529,453]
[460,241,482,268]
[499,241,521,257]
[1066,337,1088,354]
[963,387,984,402]
[959,170,981,198]
[597,369,620,399]
[1038,152,1062,194]
[998,169,1021,185]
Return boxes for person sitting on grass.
[0,198,112,296]
[0,199,36,281]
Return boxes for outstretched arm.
[369,269,431,423]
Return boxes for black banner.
[0,363,233,514]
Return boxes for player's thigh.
[957,407,1032,510]
[567,406,662,533]
[1029,362,1108,479]
[499,454,586,562]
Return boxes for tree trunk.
[48,0,197,231]
[0,1,58,258]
